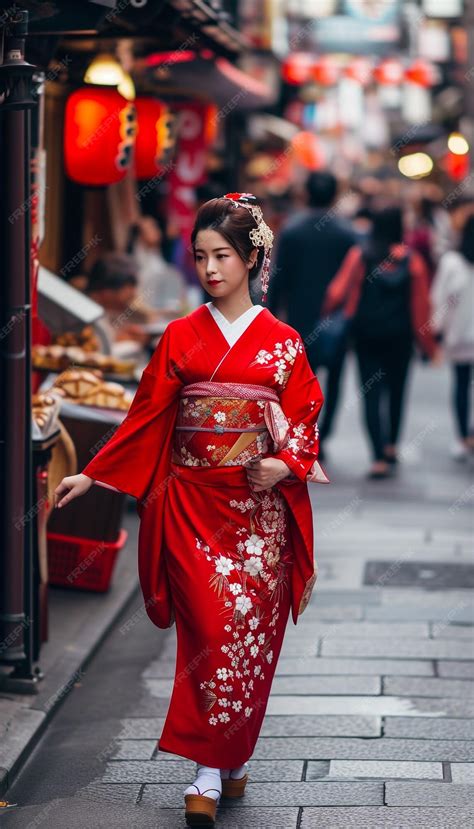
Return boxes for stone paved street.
[2,353,473,828]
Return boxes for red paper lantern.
[344,58,372,86]
[134,97,176,180]
[373,58,404,86]
[311,56,339,86]
[443,150,470,181]
[405,59,438,88]
[281,53,314,85]
[64,87,136,186]
[291,132,326,170]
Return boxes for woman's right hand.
[54,473,94,509]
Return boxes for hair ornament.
[223,192,274,301]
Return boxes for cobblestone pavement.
[3,354,473,828]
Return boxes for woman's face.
[194,228,257,299]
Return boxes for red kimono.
[81,304,329,767]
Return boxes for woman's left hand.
[245,458,291,492]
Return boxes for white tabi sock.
[220,762,249,780]
[184,765,222,800]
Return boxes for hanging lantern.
[281,53,314,85]
[64,87,136,186]
[311,56,339,86]
[134,97,176,180]
[291,131,326,170]
[344,57,373,86]
[443,150,470,181]
[405,59,438,87]
[374,58,404,85]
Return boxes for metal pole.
[0,8,38,690]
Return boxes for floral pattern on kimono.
[195,488,292,727]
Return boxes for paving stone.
[260,715,381,738]
[101,759,304,783]
[102,760,194,782]
[118,718,166,739]
[384,717,474,740]
[366,605,474,623]
[431,624,474,639]
[284,622,429,640]
[144,803,301,826]
[384,676,473,698]
[111,740,156,760]
[451,764,474,783]
[302,605,364,620]
[321,760,443,780]
[276,657,434,676]
[385,781,474,807]
[321,638,474,660]
[267,694,474,718]
[271,675,381,695]
[252,737,474,761]
[437,661,474,679]
[364,560,474,589]
[301,806,474,828]
[0,796,171,828]
[308,590,383,606]
[141,781,384,807]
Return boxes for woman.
[431,214,474,459]
[321,205,441,479]
[54,193,329,826]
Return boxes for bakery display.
[50,368,133,411]
[32,342,136,376]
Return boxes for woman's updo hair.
[191,197,265,282]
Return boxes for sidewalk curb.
[0,572,142,799]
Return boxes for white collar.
[206,302,263,326]
[206,302,264,346]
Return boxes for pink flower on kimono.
[245,534,265,556]
[235,594,253,615]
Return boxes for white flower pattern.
[197,489,291,727]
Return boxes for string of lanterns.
[282,54,440,88]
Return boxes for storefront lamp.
[398,152,433,179]
[447,132,469,155]
[84,54,125,86]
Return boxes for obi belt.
[172,381,328,482]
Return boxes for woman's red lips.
[207,280,221,285]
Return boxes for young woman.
[54,194,329,826]
[431,214,474,459]
[321,205,441,479]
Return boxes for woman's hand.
[245,458,291,492]
[54,473,94,509]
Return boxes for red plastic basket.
[47,529,128,592]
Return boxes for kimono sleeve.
[81,323,182,500]
[272,337,330,484]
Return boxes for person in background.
[405,196,437,284]
[86,252,154,363]
[321,205,442,479]
[127,215,187,316]
[431,213,474,460]
[267,171,357,459]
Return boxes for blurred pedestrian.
[87,252,154,363]
[431,213,474,460]
[321,205,441,479]
[267,171,357,457]
[127,215,187,316]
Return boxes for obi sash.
[172,380,328,483]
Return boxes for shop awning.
[142,53,276,110]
